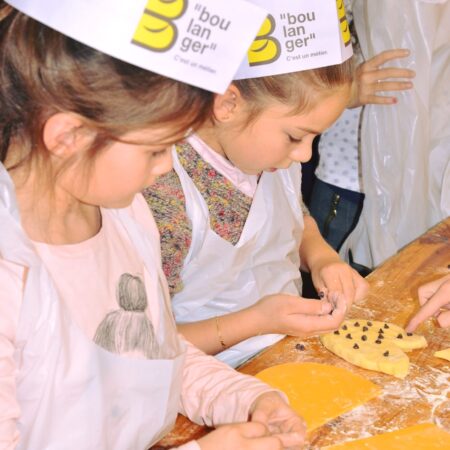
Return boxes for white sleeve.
[0,260,24,450]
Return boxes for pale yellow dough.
[324,423,450,449]
[255,362,380,431]
[434,348,450,362]
[320,319,427,378]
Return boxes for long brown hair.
[0,3,213,178]
[234,58,354,123]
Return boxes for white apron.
[171,150,304,368]
[0,165,185,450]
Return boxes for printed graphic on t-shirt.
[94,273,160,358]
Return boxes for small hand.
[406,274,450,332]
[250,391,306,450]
[348,49,415,108]
[255,292,348,337]
[197,422,284,450]
[310,259,369,312]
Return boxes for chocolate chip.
[367,321,373,326]
[383,350,390,357]
[397,334,403,339]
[362,326,369,332]
[353,343,359,349]
[334,330,340,335]
[378,328,384,334]
[378,334,384,339]
[375,340,382,344]
[295,343,305,351]
[342,325,348,330]
[361,335,368,341]
[407,332,413,336]
[384,323,389,329]
[345,333,352,339]
[354,322,360,327]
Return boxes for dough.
[255,362,380,431]
[320,319,427,378]
[434,348,450,362]
[324,423,450,449]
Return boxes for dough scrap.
[434,348,450,362]
[324,423,450,449]
[320,319,427,378]
[255,362,380,431]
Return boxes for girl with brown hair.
[0,2,306,449]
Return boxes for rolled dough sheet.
[434,348,450,362]
[255,362,380,431]
[323,423,450,449]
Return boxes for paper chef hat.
[235,0,353,80]
[5,0,267,94]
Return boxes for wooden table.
[154,217,450,449]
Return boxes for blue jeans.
[309,179,365,252]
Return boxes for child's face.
[67,126,182,209]
[218,85,350,175]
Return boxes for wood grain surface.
[153,217,450,449]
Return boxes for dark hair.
[233,58,354,123]
[0,3,213,177]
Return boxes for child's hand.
[254,293,348,337]
[196,422,284,450]
[250,391,306,449]
[310,260,369,311]
[406,274,450,332]
[348,49,415,108]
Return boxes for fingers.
[364,48,411,69]
[406,279,450,332]
[288,297,333,316]
[437,310,450,328]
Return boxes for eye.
[288,134,303,144]
[150,148,169,158]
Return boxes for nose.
[290,142,312,163]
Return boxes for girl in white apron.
[0,3,306,450]
[145,2,370,368]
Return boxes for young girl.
[145,24,369,368]
[0,3,306,449]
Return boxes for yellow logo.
[132,0,187,52]
[336,0,351,47]
[248,15,281,66]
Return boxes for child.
[0,2,306,449]
[145,2,369,368]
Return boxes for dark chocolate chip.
[345,333,352,339]
[354,322,360,327]
[342,325,348,330]
[407,332,413,336]
[383,350,390,357]
[353,343,359,349]
[384,323,389,329]
[362,326,369,332]
[295,343,305,351]
[378,328,384,334]
[375,340,382,344]
[361,335,368,341]
[367,321,373,326]
[334,330,340,335]
[397,334,403,339]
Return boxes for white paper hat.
[5,0,267,93]
[235,0,353,80]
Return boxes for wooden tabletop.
[154,217,450,449]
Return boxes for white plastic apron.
[0,165,185,450]
[171,150,304,368]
